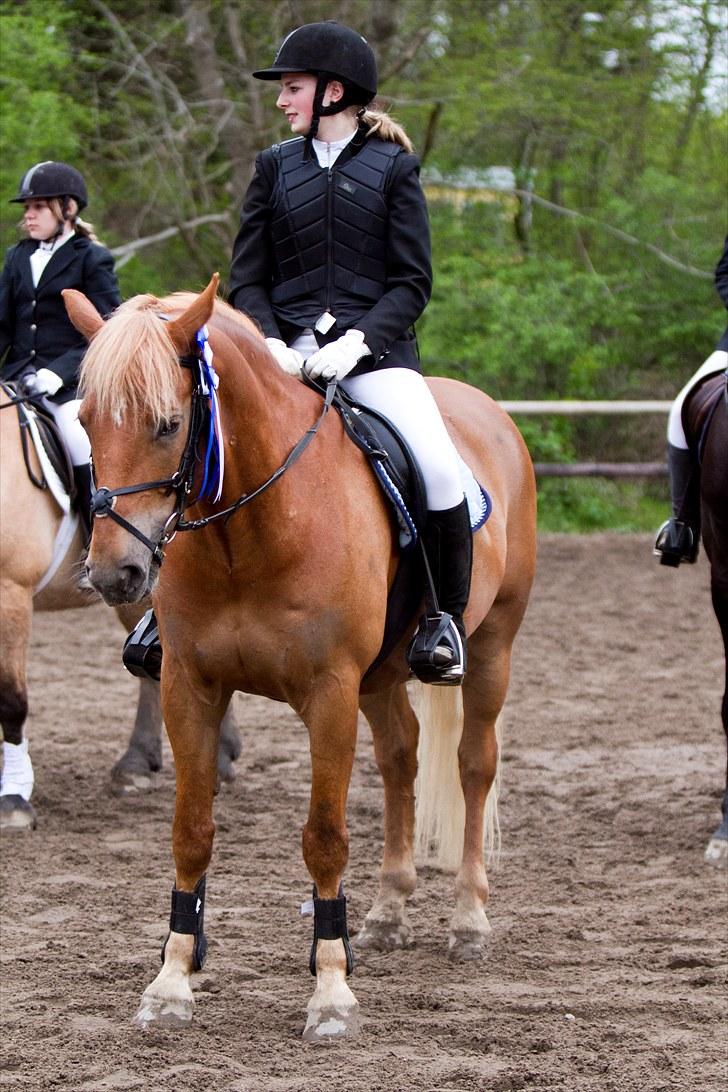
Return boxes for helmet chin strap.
[304,72,351,160]
[39,196,73,246]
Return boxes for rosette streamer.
[196,325,224,503]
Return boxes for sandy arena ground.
[1,533,726,1092]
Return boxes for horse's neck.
[212,344,314,503]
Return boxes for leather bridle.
[90,349,336,567]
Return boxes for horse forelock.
[79,294,187,426]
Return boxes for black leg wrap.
[308,884,355,977]
[161,874,208,972]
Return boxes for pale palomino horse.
[65,276,536,1042]
[0,383,240,830]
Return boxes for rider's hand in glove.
[19,368,63,398]
[265,337,304,377]
[304,330,370,382]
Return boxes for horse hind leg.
[356,683,419,951]
[448,612,518,961]
[0,580,37,831]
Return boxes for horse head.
[64,275,220,606]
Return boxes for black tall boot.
[407,498,473,686]
[72,462,94,549]
[653,443,701,566]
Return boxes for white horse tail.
[412,683,501,872]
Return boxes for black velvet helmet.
[253,21,377,105]
[10,161,88,210]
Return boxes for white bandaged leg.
[341,368,464,511]
[667,350,727,449]
[1,739,34,800]
[46,398,91,465]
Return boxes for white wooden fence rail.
[498,400,670,477]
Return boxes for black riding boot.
[72,462,94,548]
[407,499,473,686]
[653,443,701,566]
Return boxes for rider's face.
[22,200,62,241]
[276,73,318,134]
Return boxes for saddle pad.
[333,389,492,549]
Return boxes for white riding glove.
[265,337,304,377]
[20,367,64,397]
[304,330,371,381]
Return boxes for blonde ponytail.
[361,109,414,154]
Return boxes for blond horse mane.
[79,293,253,426]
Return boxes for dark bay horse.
[64,275,536,1042]
[0,384,240,830]
[684,369,728,867]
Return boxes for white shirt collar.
[312,130,357,168]
[37,229,75,253]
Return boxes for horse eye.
[156,418,181,439]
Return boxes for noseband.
[90,339,336,567]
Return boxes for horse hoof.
[354,919,413,951]
[302,1003,360,1044]
[133,994,194,1028]
[217,758,237,785]
[705,837,728,869]
[0,795,37,831]
[448,928,489,962]
[111,771,157,796]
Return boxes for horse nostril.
[120,564,145,596]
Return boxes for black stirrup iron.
[122,608,162,681]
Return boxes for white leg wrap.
[1,740,34,801]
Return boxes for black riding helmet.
[254,22,377,149]
[10,161,88,211]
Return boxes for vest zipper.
[326,167,334,313]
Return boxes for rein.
[90,345,337,567]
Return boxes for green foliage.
[0,0,725,531]
[0,2,90,249]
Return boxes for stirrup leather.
[407,611,466,685]
[122,608,162,680]
[653,518,699,567]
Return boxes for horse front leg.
[134,676,228,1027]
[0,579,36,831]
[356,684,419,950]
[300,676,360,1044]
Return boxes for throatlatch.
[308,884,354,977]
[161,874,208,972]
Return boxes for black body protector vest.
[269,136,402,335]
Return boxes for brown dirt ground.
[1,533,726,1092]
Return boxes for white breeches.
[340,369,464,510]
[667,350,727,449]
[44,397,91,466]
[291,331,464,509]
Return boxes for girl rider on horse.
[0,161,121,542]
[229,21,472,686]
[654,235,728,567]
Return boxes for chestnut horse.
[0,383,240,830]
[683,369,728,868]
[64,275,536,1042]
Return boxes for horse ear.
[62,289,105,340]
[166,273,220,354]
